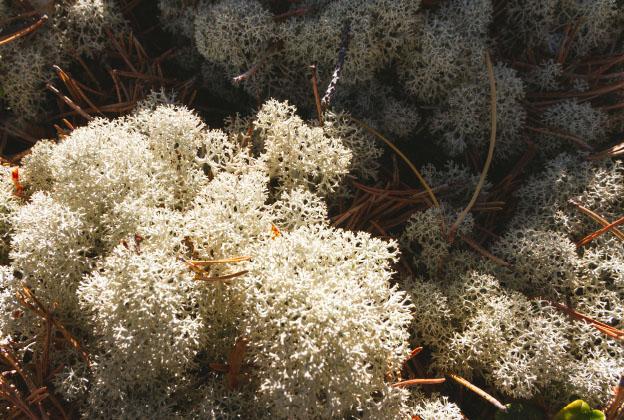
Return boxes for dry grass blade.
[0,14,48,46]
[448,373,507,412]
[576,215,624,248]
[448,51,497,241]
[392,378,445,388]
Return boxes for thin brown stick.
[310,65,323,126]
[349,116,440,208]
[548,301,624,339]
[577,215,624,248]
[449,51,497,241]
[448,373,507,412]
[186,256,251,266]
[0,14,48,46]
[606,375,624,420]
[460,234,511,267]
[392,378,445,388]
[53,65,104,116]
[46,83,92,120]
[569,200,624,241]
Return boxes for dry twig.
[448,373,507,412]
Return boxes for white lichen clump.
[0,100,428,418]
[403,154,624,408]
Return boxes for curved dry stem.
[348,116,440,208]
[448,51,497,241]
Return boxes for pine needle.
[576,214,624,248]
[349,116,440,208]
[448,51,497,241]
[448,373,507,412]
[391,378,445,388]
[0,14,48,47]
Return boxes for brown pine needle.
[589,141,624,160]
[577,214,624,248]
[606,375,624,419]
[273,6,314,21]
[0,14,48,47]
[187,256,251,266]
[46,83,92,121]
[349,116,439,208]
[570,200,624,242]
[449,51,497,241]
[548,301,624,340]
[448,373,507,412]
[460,234,511,267]
[392,378,445,388]
[232,44,280,84]
[53,65,104,116]
[310,64,323,126]
[527,126,594,151]
[16,287,91,366]
[403,347,424,365]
